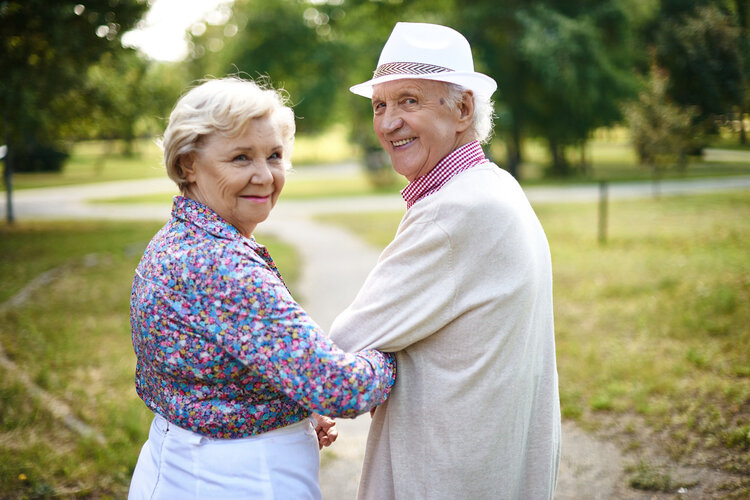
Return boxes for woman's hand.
[311,413,338,450]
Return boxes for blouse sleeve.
[196,261,396,419]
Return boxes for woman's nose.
[251,162,274,184]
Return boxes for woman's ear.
[180,153,197,183]
[456,90,475,133]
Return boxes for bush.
[11,141,69,173]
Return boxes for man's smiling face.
[371,79,465,182]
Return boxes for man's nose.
[378,108,404,133]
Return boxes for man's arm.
[330,217,457,352]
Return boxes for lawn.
[316,190,750,497]
[5,127,750,196]
[1,192,748,497]
[2,132,750,496]
[0,221,298,498]
[4,126,360,192]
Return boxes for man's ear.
[456,90,475,133]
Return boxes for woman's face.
[184,115,286,238]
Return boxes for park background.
[1,0,749,498]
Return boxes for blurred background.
[1,0,749,498]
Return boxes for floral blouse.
[130,196,396,438]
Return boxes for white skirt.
[128,414,321,500]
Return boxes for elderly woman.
[128,77,395,500]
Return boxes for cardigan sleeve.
[329,211,459,353]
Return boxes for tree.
[624,66,700,179]
[0,0,148,222]
[69,51,187,153]
[515,3,637,176]
[456,0,640,178]
[188,0,349,135]
[649,1,746,139]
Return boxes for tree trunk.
[3,108,14,224]
[548,138,569,177]
[3,144,15,224]
[505,119,523,179]
[579,140,588,177]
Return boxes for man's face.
[371,79,465,182]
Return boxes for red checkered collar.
[400,141,488,209]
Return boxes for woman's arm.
[199,265,396,419]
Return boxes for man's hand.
[311,413,338,450]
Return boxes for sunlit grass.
[5,126,360,192]
[6,126,750,194]
[291,124,359,165]
[0,221,298,498]
[94,168,405,205]
[1,191,748,497]
[317,191,750,494]
[490,126,750,183]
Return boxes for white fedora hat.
[350,22,497,99]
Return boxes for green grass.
[7,126,750,194]
[93,168,406,206]
[490,126,750,183]
[1,192,749,497]
[317,190,750,497]
[0,221,299,498]
[5,126,361,192]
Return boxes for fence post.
[598,181,608,244]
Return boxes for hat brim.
[350,71,497,99]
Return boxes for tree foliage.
[515,3,638,175]
[456,0,640,177]
[624,67,700,174]
[651,2,745,126]
[0,0,149,171]
[187,0,349,134]
[71,52,186,152]
[2,0,748,190]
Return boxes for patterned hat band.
[372,61,454,79]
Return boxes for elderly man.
[329,22,561,499]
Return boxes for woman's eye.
[232,154,248,162]
[269,152,282,160]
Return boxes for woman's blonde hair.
[162,76,296,192]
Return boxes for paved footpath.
[3,168,750,498]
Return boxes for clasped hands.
[312,406,379,450]
[311,412,338,450]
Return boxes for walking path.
[3,168,750,498]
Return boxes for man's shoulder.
[433,164,521,212]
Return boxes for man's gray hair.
[444,82,495,144]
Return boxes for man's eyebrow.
[373,88,422,101]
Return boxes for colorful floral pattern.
[130,196,395,438]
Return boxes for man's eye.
[373,102,385,112]
[403,98,417,105]
[233,154,248,162]
[269,152,282,160]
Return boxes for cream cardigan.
[330,164,561,500]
